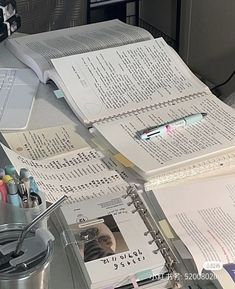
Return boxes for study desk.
[0,42,225,289]
[0,41,90,289]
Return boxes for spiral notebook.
[50,36,235,186]
[91,92,235,185]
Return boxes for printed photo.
[69,214,129,262]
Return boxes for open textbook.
[6,19,235,185]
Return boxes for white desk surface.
[0,41,89,289]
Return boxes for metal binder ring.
[144,230,157,236]
[152,249,160,254]
[148,239,155,245]
[132,206,146,214]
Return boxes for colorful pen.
[0,180,8,203]
[20,168,39,194]
[7,180,22,207]
[4,165,16,178]
[2,175,13,184]
[140,113,207,140]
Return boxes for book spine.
[123,184,184,288]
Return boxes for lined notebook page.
[52,38,207,124]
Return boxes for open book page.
[2,125,88,159]
[5,20,153,83]
[61,191,166,288]
[1,144,127,203]
[52,38,208,124]
[150,174,235,273]
[93,93,235,179]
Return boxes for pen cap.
[19,168,30,179]
[4,164,16,177]
[2,175,13,184]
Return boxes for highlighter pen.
[0,180,8,203]
[7,181,22,207]
[20,168,40,194]
[140,112,207,140]
[2,175,13,184]
[21,177,30,199]
[4,164,17,178]
[18,182,29,207]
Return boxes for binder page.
[93,93,235,177]
[61,191,166,287]
[1,144,127,203]
[2,125,88,160]
[51,38,207,123]
[151,174,235,273]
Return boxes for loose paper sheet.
[152,174,235,273]
[2,144,127,203]
[2,125,88,160]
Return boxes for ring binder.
[124,184,185,289]
[144,229,159,236]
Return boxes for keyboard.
[0,68,39,130]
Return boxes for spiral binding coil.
[123,184,185,288]
[95,91,209,125]
[145,151,235,188]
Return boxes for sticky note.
[114,153,134,168]
[159,219,175,239]
[90,137,105,151]
[53,89,65,99]
[135,269,153,281]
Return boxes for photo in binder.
[60,189,169,289]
